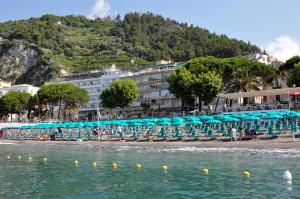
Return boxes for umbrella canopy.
[128,122,142,127]
[171,122,185,126]
[221,117,240,122]
[171,117,185,122]
[184,117,200,121]
[204,119,221,124]
[286,111,300,118]
[261,114,283,120]
[156,121,171,126]
[186,120,202,125]
[142,122,156,126]
[242,116,261,121]
[158,118,171,122]
[198,116,213,121]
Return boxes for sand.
[2,138,300,149]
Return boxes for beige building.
[124,63,183,117]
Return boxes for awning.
[219,87,300,99]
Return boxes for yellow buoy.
[202,168,209,175]
[17,156,22,160]
[28,156,32,162]
[135,163,142,170]
[43,157,48,162]
[162,165,168,171]
[243,171,250,178]
[74,160,79,165]
[92,162,97,167]
[6,155,10,159]
[112,162,118,169]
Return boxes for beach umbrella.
[184,117,200,121]
[128,122,142,127]
[157,121,171,126]
[117,122,128,127]
[204,119,221,124]
[261,114,283,120]
[186,120,202,125]
[222,117,240,122]
[171,122,185,126]
[286,112,300,118]
[159,118,171,122]
[231,114,248,119]
[198,115,213,121]
[171,117,185,122]
[242,116,261,121]
[142,122,156,126]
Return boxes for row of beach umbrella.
[3,111,300,130]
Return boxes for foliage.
[99,88,117,108]
[279,56,300,71]
[287,63,300,87]
[185,56,277,92]
[168,67,194,111]
[100,79,139,117]
[0,92,31,120]
[0,13,261,76]
[191,71,222,107]
[37,83,89,119]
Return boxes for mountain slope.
[0,13,261,85]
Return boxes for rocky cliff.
[0,41,52,86]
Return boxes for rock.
[0,41,53,85]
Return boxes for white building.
[0,84,39,96]
[247,53,282,67]
[58,66,133,118]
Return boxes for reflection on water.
[0,143,300,199]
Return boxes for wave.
[112,145,300,158]
[0,142,18,145]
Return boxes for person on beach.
[239,128,244,140]
[231,126,237,141]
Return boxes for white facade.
[59,68,133,112]
[247,53,282,67]
[0,84,39,96]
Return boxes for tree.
[191,71,222,112]
[0,92,31,122]
[99,79,139,118]
[279,56,300,71]
[112,79,139,118]
[185,56,277,93]
[37,83,89,120]
[168,67,194,114]
[287,63,300,87]
[27,94,39,120]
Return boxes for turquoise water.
[0,143,300,199]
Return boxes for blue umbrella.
[205,119,221,124]
[242,116,261,121]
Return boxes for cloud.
[88,0,111,19]
[263,36,300,62]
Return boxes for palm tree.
[225,69,264,93]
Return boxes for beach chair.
[173,127,183,140]
[207,129,215,140]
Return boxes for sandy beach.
[2,138,300,149]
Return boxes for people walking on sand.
[231,126,237,141]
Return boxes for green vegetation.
[168,57,276,113]
[37,83,89,120]
[278,56,300,87]
[0,92,31,121]
[0,13,261,75]
[100,79,139,118]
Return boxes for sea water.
[0,142,299,199]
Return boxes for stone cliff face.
[0,41,52,86]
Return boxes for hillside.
[0,13,261,85]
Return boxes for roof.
[219,87,300,99]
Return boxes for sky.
[0,0,300,61]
